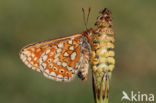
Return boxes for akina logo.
[121,91,154,102]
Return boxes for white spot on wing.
[68,40,72,44]
[46,49,50,54]
[71,52,76,60]
[34,64,38,67]
[57,75,63,79]
[25,61,28,65]
[39,58,42,64]
[67,66,73,71]
[31,53,35,57]
[58,43,64,48]
[23,51,31,56]
[45,69,50,74]
[30,61,34,65]
[41,63,46,70]
[57,62,61,65]
[32,67,36,70]
[50,72,56,77]
[56,76,63,81]
[42,55,48,61]
[20,54,26,61]
[53,58,59,63]
[64,52,69,56]
[28,57,31,61]
[62,62,67,67]
[43,73,49,78]
[64,77,68,80]
[69,46,74,50]
[54,53,60,58]
[27,64,31,68]
[56,49,62,53]
[50,52,54,56]
[36,69,40,72]
[31,48,35,52]
[34,57,37,61]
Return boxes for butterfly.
[20,29,93,82]
[19,8,94,82]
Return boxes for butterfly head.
[84,28,94,36]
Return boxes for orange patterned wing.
[20,33,91,82]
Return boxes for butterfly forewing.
[20,33,91,82]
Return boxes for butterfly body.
[20,29,93,82]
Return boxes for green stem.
[92,71,111,103]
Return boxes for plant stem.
[92,71,111,103]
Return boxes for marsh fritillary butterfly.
[19,28,93,82]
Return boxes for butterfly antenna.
[86,7,91,28]
[82,8,88,30]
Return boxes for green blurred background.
[0,0,156,103]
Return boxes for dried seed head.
[100,8,111,15]
[91,8,115,103]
